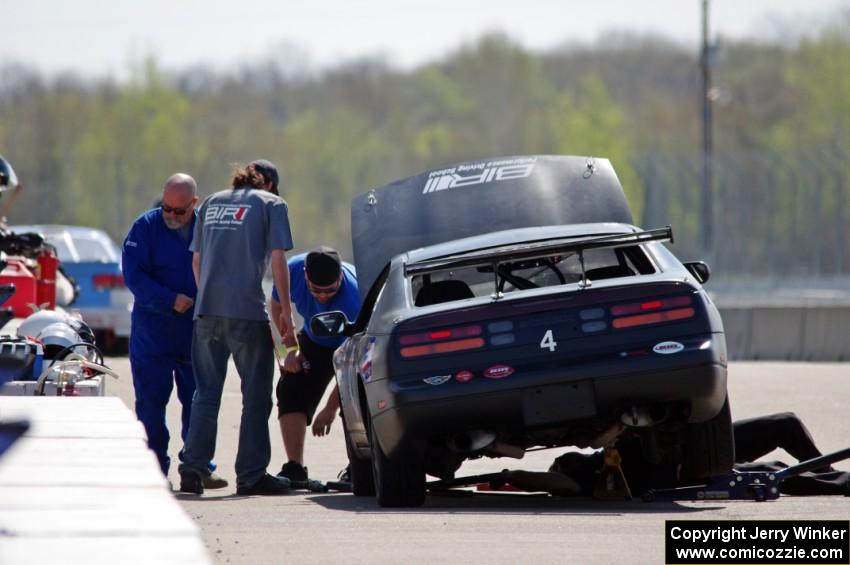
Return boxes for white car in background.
[9,224,132,352]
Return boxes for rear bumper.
[368,345,727,459]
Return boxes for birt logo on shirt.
[205,204,251,226]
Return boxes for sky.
[2,0,847,79]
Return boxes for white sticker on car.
[540,329,557,352]
[422,158,537,194]
[652,341,685,355]
[423,375,452,386]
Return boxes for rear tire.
[370,422,426,507]
[681,395,735,480]
[342,412,375,496]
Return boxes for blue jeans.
[180,315,274,487]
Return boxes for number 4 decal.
[540,329,557,352]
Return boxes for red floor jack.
[642,446,850,502]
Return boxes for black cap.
[249,159,279,193]
[305,246,342,286]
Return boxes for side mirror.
[0,155,19,192]
[683,261,711,284]
[310,311,355,338]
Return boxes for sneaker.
[179,468,204,495]
[202,472,229,490]
[236,473,292,496]
[277,460,308,482]
[337,465,351,483]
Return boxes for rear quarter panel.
[63,261,132,336]
[63,262,119,308]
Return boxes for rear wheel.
[370,422,426,507]
[341,412,375,496]
[681,395,735,480]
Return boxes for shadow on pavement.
[302,491,721,515]
[173,492,276,502]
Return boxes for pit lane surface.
[106,360,850,564]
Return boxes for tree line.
[1,13,848,277]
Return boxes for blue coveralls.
[122,208,198,475]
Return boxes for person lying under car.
[499,412,849,497]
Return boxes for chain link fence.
[634,149,850,280]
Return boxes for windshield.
[6,226,119,263]
[71,234,119,262]
[51,236,74,262]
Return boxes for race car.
[312,155,732,507]
[9,225,132,351]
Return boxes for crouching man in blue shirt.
[271,247,359,483]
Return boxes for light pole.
[700,0,715,256]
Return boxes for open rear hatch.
[351,155,634,303]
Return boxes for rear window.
[410,245,655,307]
[72,235,117,263]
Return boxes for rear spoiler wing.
[405,226,673,292]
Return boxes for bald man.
[123,174,225,488]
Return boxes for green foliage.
[774,23,850,151]
[72,62,191,234]
[549,73,641,219]
[280,107,398,256]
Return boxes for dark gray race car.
[312,155,731,507]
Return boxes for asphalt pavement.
[104,359,850,564]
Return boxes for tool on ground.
[643,446,850,502]
[286,478,356,493]
[288,478,330,493]
[325,480,352,492]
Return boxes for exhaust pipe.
[619,405,667,428]
[447,430,496,453]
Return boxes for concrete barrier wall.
[719,306,850,361]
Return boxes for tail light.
[92,274,125,290]
[399,324,484,358]
[610,295,694,329]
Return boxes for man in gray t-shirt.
[179,159,297,496]
[192,182,292,321]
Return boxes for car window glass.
[51,237,74,262]
[9,227,77,262]
[73,236,117,262]
[410,245,653,306]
